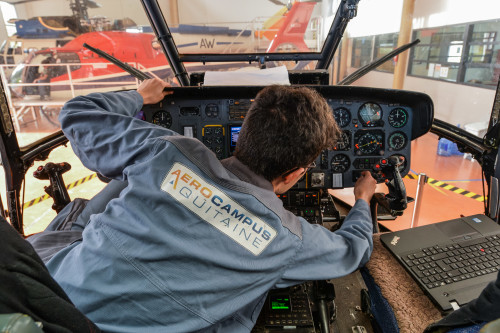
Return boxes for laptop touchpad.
[435,220,480,240]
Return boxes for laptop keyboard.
[402,235,500,289]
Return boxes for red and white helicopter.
[9,0,320,100]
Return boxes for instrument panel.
[141,85,433,189]
[326,99,412,188]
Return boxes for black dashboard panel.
[141,85,433,189]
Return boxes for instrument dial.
[388,132,407,151]
[358,103,382,127]
[214,127,223,136]
[354,131,384,155]
[333,131,351,151]
[152,111,172,128]
[388,108,408,128]
[331,154,350,173]
[333,107,351,128]
[215,147,223,155]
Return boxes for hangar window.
[351,33,399,73]
[409,19,500,88]
[351,36,373,68]
[373,33,399,73]
[408,25,466,83]
[463,20,500,87]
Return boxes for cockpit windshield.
[1,0,350,148]
[157,0,325,55]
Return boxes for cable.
[482,169,489,217]
[21,175,26,225]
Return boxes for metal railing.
[0,62,146,132]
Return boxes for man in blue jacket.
[33,78,376,332]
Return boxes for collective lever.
[313,280,336,333]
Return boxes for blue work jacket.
[47,90,373,332]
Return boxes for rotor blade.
[3,0,44,5]
[7,0,102,8]
[338,38,420,86]
[267,0,287,6]
[84,0,102,8]
[83,43,152,81]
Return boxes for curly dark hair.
[234,85,340,181]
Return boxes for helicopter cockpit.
[0,0,499,332]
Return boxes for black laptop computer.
[380,214,500,312]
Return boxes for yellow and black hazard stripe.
[22,172,485,210]
[404,173,485,202]
[23,173,98,210]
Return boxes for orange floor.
[390,133,485,229]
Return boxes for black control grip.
[33,162,72,213]
[371,156,405,182]
[369,156,409,217]
[376,156,408,215]
[33,162,71,180]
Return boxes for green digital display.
[270,294,291,311]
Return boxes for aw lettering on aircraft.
[200,38,216,48]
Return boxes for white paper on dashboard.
[203,65,290,86]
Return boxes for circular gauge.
[355,132,383,155]
[214,127,223,135]
[204,137,213,145]
[388,108,408,128]
[152,111,172,128]
[215,147,223,156]
[333,131,351,151]
[331,154,350,173]
[388,132,408,151]
[333,107,351,128]
[358,103,382,127]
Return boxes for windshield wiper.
[83,43,152,81]
[338,39,420,86]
